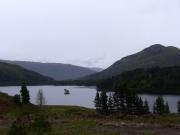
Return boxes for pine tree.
[125,89,137,114]
[177,101,180,113]
[165,102,170,114]
[119,88,126,113]
[113,84,127,113]
[136,97,144,114]
[94,92,101,113]
[108,93,114,113]
[113,91,122,112]
[153,96,166,115]
[100,91,109,115]
[20,82,30,104]
[144,99,150,114]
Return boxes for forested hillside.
[83,44,180,81]
[0,62,54,85]
[97,66,180,94]
[1,60,99,81]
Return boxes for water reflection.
[0,86,179,113]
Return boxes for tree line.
[94,87,180,115]
[97,66,180,94]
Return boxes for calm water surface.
[0,86,180,113]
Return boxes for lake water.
[0,86,180,113]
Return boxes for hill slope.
[0,60,99,81]
[0,62,54,85]
[89,67,104,72]
[97,66,180,94]
[83,44,180,80]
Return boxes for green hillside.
[83,44,180,81]
[1,60,100,81]
[0,62,54,85]
[97,66,180,94]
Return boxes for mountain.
[83,44,180,81]
[97,66,180,94]
[0,60,98,81]
[89,67,104,72]
[0,62,54,85]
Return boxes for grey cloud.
[0,0,180,68]
[67,56,106,67]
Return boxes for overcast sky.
[0,0,180,68]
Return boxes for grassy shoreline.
[1,105,180,135]
[1,92,180,135]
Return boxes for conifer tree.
[153,96,166,115]
[113,84,127,113]
[136,97,144,114]
[177,101,180,113]
[100,91,109,115]
[119,88,126,113]
[20,82,30,104]
[165,102,170,114]
[108,93,114,113]
[125,89,137,114]
[144,99,150,114]
[94,92,101,113]
[113,91,122,112]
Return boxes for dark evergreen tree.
[95,87,152,115]
[119,88,126,113]
[125,89,137,114]
[144,99,150,114]
[136,97,144,114]
[165,102,170,114]
[114,84,128,113]
[153,96,166,115]
[108,93,114,113]
[177,101,180,113]
[20,82,30,104]
[94,92,101,113]
[113,91,122,112]
[100,91,109,115]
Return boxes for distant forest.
[97,66,180,94]
[0,62,54,86]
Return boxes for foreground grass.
[0,92,180,135]
[1,105,180,135]
[0,105,121,135]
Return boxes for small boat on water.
[64,89,70,95]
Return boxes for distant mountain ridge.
[83,44,180,81]
[97,66,180,94]
[0,60,102,81]
[0,62,54,86]
[89,67,104,72]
